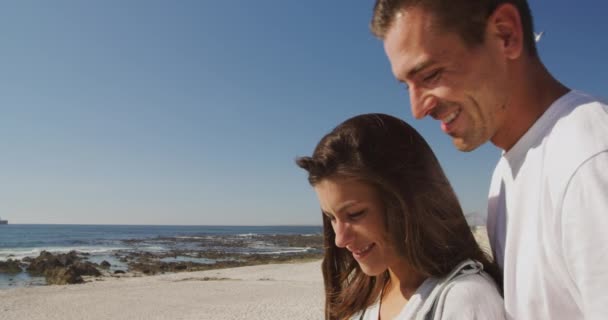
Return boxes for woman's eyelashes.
[322,210,366,222]
[347,210,366,221]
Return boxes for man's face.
[383,7,511,151]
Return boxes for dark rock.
[57,251,80,266]
[174,263,188,271]
[113,270,126,274]
[26,251,65,275]
[72,262,102,277]
[100,261,111,269]
[25,251,101,285]
[0,259,22,274]
[46,266,84,285]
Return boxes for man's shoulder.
[549,90,607,136]
[543,91,608,169]
[490,91,607,183]
[535,91,608,203]
[553,90,607,129]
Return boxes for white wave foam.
[236,233,257,237]
[130,245,167,252]
[174,236,213,240]
[243,247,312,255]
[0,246,128,261]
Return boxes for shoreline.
[0,227,492,319]
[0,232,324,289]
[0,259,325,320]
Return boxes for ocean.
[0,224,322,289]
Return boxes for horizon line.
[3,223,323,227]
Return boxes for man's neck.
[492,60,570,151]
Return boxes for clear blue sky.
[1,1,606,225]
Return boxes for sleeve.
[436,275,506,320]
[561,151,608,319]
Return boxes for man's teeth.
[443,110,460,124]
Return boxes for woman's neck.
[379,267,426,319]
[387,267,426,299]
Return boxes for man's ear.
[486,3,524,60]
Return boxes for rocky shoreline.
[0,233,323,286]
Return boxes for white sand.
[0,260,324,320]
[0,228,492,320]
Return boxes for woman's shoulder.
[443,272,501,298]
[430,260,502,304]
[436,273,505,319]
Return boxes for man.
[371,0,608,319]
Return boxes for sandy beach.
[0,227,491,320]
[0,260,324,320]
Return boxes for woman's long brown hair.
[296,114,501,320]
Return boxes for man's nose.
[410,87,436,119]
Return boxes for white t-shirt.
[487,90,608,319]
[352,261,505,320]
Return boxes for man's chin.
[452,137,483,152]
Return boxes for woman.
[296,114,504,320]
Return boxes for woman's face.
[314,176,406,276]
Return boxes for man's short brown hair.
[371,0,537,56]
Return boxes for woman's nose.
[333,220,354,248]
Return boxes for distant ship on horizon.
[0,217,7,224]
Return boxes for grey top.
[351,260,506,320]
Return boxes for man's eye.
[423,69,442,83]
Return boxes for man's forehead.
[392,6,439,34]
[384,8,466,79]
[385,8,440,51]
[383,9,439,78]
